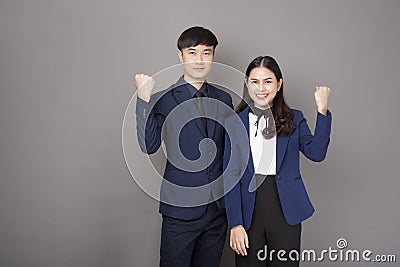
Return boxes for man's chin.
[187,73,209,81]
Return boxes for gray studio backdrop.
[1,0,399,266]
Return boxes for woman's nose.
[259,84,268,91]
[260,83,271,92]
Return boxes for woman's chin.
[253,101,270,109]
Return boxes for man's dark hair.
[177,26,218,51]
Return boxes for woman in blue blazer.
[223,56,332,266]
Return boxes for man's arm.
[135,74,164,154]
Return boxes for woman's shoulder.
[291,108,302,114]
[224,108,247,128]
[227,106,248,118]
[225,112,242,124]
[290,108,305,121]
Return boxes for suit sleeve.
[136,96,165,154]
[298,110,332,162]
[223,121,244,228]
[227,93,234,110]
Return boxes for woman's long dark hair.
[236,56,296,136]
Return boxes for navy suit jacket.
[223,106,332,228]
[136,77,233,220]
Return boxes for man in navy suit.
[135,26,233,267]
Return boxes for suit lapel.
[238,107,255,175]
[204,85,218,138]
[276,135,289,173]
[172,80,207,137]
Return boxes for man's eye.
[189,52,195,55]
[204,52,210,56]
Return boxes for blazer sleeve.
[223,121,244,228]
[136,96,165,154]
[298,110,332,162]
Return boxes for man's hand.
[135,74,155,102]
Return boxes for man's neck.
[183,74,204,90]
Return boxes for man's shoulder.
[209,84,232,102]
[150,84,179,103]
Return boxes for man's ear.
[278,78,283,91]
[178,50,184,63]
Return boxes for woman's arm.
[299,86,332,162]
[223,128,244,227]
[223,126,250,256]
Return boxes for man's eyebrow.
[250,77,273,80]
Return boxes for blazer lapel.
[204,85,218,138]
[276,135,289,173]
[238,107,255,175]
[172,80,207,137]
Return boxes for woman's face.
[246,67,282,109]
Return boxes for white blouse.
[249,113,276,175]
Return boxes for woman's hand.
[230,225,249,256]
[314,86,331,116]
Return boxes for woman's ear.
[277,78,283,91]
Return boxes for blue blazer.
[136,77,233,220]
[223,106,332,229]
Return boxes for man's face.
[178,44,214,82]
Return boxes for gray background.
[1,0,399,266]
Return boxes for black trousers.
[235,175,302,267]
[160,202,227,267]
